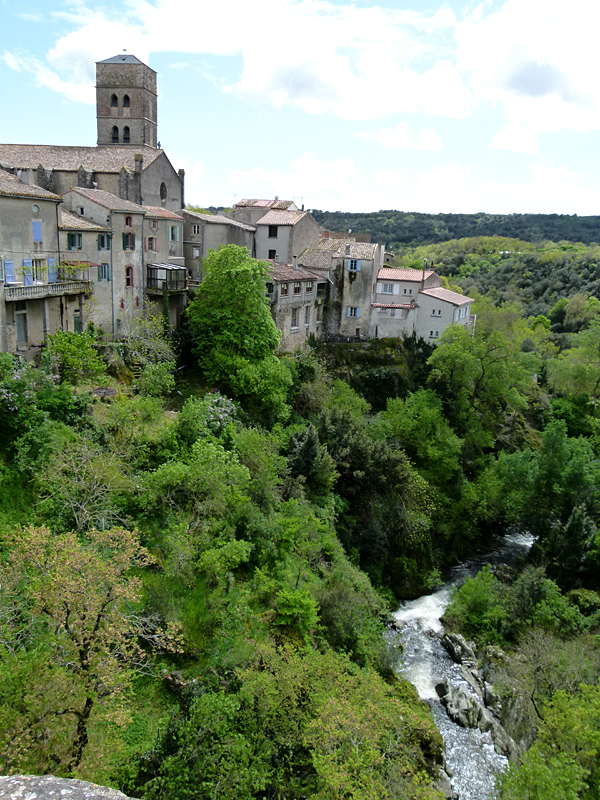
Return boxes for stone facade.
[183,211,255,281]
[254,210,321,263]
[96,54,158,149]
[266,262,327,351]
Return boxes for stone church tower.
[96,54,158,148]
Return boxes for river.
[393,533,534,800]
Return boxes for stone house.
[182,210,255,281]
[0,55,184,212]
[370,267,474,340]
[143,206,187,327]
[254,209,321,264]
[266,262,327,351]
[300,239,384,338]
[0,171,91,355]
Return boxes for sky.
[2,0,600,215]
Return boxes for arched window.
[111,94,118,107]
[123,94,130,107]
[160,182,167,203]
[125,266,134,288]
[112,126,119,143]
[123,126,130,143]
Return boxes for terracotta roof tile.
[59,209,110,232]
[184,210,255,231]
[144,206,184,220]
[0,144,162,173]
[298,249,333,270]
[265,261,321,282]
[256,209,307,226]
[319,238,378,259]
[420,287,473,305]
[372,303,415,309]
[236,198,295,210]
[65,187,146,213]
[0,170,61,201]
[378,267,435,282]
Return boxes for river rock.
[441,632,477,665]
[433,767,459,799]
[0,776,132,799]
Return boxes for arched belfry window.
[160,182,167,204]
[123,94,130,107]
[111,94,118,107]
[112,126,119,143]
[123,126,130,143]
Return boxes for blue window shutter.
[356,307,361,318]
[23,259,33,286]
[346,307,351,318]
[5,260,14,282]
[48,258,57,283]
[32,220,42,242]
[356,259,362,272]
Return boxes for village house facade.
[183,210,255,281]
[266,262,327,350]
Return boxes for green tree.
[42,330,106,385]
[186,246,291,423]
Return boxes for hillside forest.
[0,243,599,799]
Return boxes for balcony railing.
[5,280,92,301]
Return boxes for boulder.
[0,776,132,799]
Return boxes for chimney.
[178,168,185,208]
[345,243,351,257]
[421,258,427,290]
[133,154,143,205]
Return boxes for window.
[266,282,274,296]
[123,232,135,250]
[382,283,394,294]
[123,126,130,143]
[193,247,200,258]
[111,94,118,107]
[112,126,119,143]
[268,225,278,238]
[34,259,46,281]
[32,204,39,214]
[347,259,360,271]
[32,220,42,243]
[73,310,82,334]
[435,331,439,337]
[304,306,310,326]
[268,249,276,260]
[192,224,201,235]
[125,266,134,287]
[306,281,313,294]
[293,281,301,295]
[98,263,111,282]
[125,215,133,228]
[123,94,130,108]
[0,260,3,282]
[4,260,15,283]
[160,182,167,203]
[98,233,110,250]
[347,307,360,318]
[147,236,157,252]
[281,283,289,297]
[169,225,179,242]
[291,307,299,328]
[316,304,322,322]
[390,309,396,318]
[67,233,82,251]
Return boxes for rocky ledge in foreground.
[0,776,132,799]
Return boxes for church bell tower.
[96,54,158,148]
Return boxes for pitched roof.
[0,169,61,201]
[144,206,184,220]
[65,187,145,213]
[256,209,307,226]
[319,238,378,259]
[0,144,163,173]
[236,199,295,210]
[298,249,333,270]
[184,210,255,231]
[97,54,147,65]
[265,261,321,282]
[378,267,435,282]
[59,209,110,232]
[420,287,473,306]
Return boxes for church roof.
[0,169,61,201]
[97,54,147,65]
[0,144,163,173]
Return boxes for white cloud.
[358,121,442,150]
[4,0,474,121]
[456,0,600,143]
[1,51,95,103]
[18,13,43,22]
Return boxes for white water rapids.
[393,533,534,800]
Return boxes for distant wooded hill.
[309,210,600,248]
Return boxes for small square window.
[348,259,358,271]
[192,224,201,235]
[193,247,200,258]
[382,283,393,294]
[268,249,276,260]
[169,225,179,242]
[306,281,313,294]
[268,225,278,238]
[125,215,132,228]
[281,283,289,297]
[293,281,301,295]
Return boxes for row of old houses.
[0,53,474,358]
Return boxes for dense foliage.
[0,242,599,798]
[309,209,600,249]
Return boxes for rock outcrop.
[0,776,132,799]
